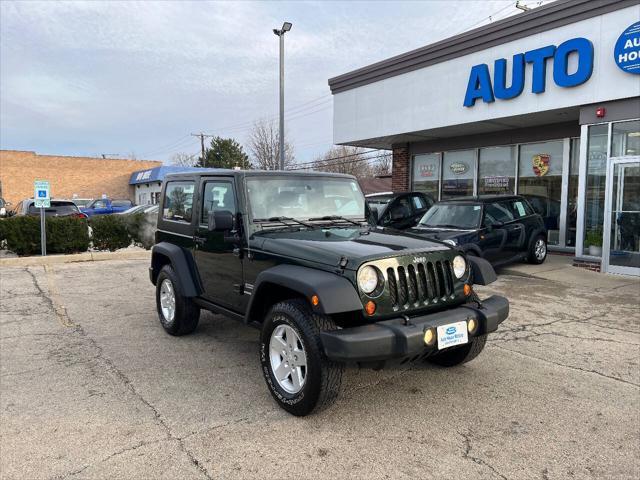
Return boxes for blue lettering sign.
[464,37,594,106]
[463,64,494,107]
[494,53,525,100]
[614,22,640,74]
[554,38,594,87]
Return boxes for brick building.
[0,150,162,205]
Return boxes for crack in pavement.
[493,345,640,388]
[458,429,508,480]
[492,330,640,347]
[21,266,215,480]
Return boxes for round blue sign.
[614,22,640,74]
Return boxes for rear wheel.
[528,235,547,264]
[155,265,200,336]
[260,300,343,416]
[428,335,487,367]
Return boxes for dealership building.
[329,0,640,276]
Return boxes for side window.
[484,202,514,225]
[163,181,195,223]
[387,197,411,222]
[201,181,236,224]
[93,200,107,209]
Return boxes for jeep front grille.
[386,260,455,309]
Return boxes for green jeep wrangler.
[149,170,509,416]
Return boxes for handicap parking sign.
[34,180,51,208]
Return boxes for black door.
[480,202,512,263]
[384,196,413,229]
[193,178,245,312]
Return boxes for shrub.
[0,216,90,256]
[124,212,157,250]
[90,215,131,252]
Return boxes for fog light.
[424,328,436,346]
[464,284,472,296]
[365,301,376,316]
[467,318,477,334]
[311,295,319,306]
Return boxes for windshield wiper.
[254,216,316,229]
[308,215,363,226]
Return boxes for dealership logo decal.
[614,22,640,74]
[464,37,594,107]
[419,163,436,177]
[532,154,550,177]
[449,162,468,175]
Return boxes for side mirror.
[370,208,379,224]
[208,210,234,232]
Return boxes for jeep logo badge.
[413,256,426,264]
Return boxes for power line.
[292,148,383,168]
[191,133,215,161]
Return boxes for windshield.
[246,176,366,223]
[419,203,481,229]
[27,201,79,216]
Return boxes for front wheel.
[528,235,547,264]
[428,335,487,367]
[155,265,200,336]
[260,300,343,416]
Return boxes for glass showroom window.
[478,146,516,195]
[582,124,608,256]
[518,140,564,245]
[412,154,440,200]
[442,150,475,199]
[565,138,580,247]
[611,120,640,157]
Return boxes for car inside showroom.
[329,0,640,276]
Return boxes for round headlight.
[357,266,379,294]
[453,255,466,279]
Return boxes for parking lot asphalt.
[1,258,639,480]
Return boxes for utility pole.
[273,22,292,170]
[191,133,214,165]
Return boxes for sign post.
[34,180,50,256]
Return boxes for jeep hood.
[251,228,450,269]
[407,225,478,241]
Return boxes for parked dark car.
[81,198,134,217]
[149,170,509,416]
[408,195,548,266]
[366,191,435,229]
[8,199,87,218]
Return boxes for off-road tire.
[155,265,200,336]
[428,335,487,367]
[527,234,547,264]
[260,299,344,416]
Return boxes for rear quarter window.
[162,181,195,223]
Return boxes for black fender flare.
[150,242,201,297]
[246,264,362,323]
[461,244,483,258]
[468,256,497,286]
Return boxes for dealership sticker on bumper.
[437,321,468,350]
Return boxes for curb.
[0,249,151,267]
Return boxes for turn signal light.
[365,301,376,315]
[311,295,319,306]
[464,284,472,296]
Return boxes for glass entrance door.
[603,158,640,276]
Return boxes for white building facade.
[330,0,640,276]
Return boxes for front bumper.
[320,295,508,363]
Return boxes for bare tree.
[248,118,295,170]
[372,152,392,176]
[171,152,198,167]
[312,145,374,179]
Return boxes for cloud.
[1,0,524,161]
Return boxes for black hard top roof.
[163,169,357,181]
[436,195,524,204]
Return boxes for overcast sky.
[0,0,543,164]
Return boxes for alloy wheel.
[160,279,176,322]
[269,324,307,394]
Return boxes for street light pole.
[273,22,292,170]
